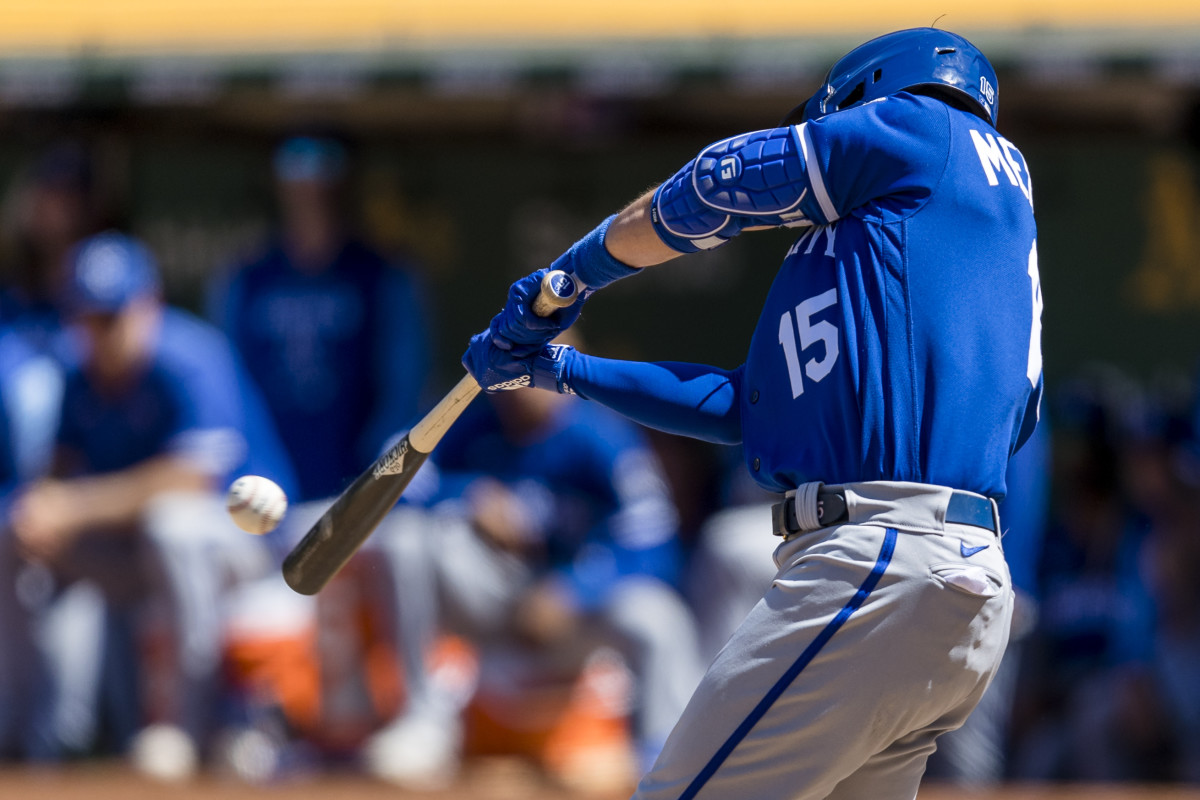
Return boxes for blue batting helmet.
[785,28,999,126]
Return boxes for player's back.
[742,93,1040,499]
[904,99,1039,496]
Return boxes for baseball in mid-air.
[226,475,288,535]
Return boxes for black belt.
[771,487,996,538]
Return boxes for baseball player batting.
[464,27,1042,800]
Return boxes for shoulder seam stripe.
[796,123,839,223]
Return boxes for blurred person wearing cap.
[205,135,431,777]
[0,232,296,772]
[208,135,430,507]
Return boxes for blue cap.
[273,136,347,183]
[63,232,161,314]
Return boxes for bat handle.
[531,270,581,317]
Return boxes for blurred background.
[0,1,1198,377]
[1,0,1200,797]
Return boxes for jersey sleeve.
[650,93,951,252]
[564,353,743,445]
[801,93,951,221]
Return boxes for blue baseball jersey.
[56,308,296,496]
[428,399,683,610]
[210,240,429,502]
[727,93,1041,499]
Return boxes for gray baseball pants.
[634,481,1014,800]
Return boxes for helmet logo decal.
[979,76,996,108]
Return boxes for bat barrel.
[282,444,430,595]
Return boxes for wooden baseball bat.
[281,270,579,595]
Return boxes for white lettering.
[1027,241,1043,386]
[778,288,840,398]
[787,228,815,258]
[979,76,995,107]
[999,136,1034,208]
[969,129,1016,187]
[787,222,839,259]
[488,375,531,391]
[820,222,837,257]
[719,156,738,182]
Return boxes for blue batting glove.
[464,332,578,395]
[490,269,589,358]
[530,344,577,395]
[464,330,534,392]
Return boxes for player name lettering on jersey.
[969,129,1033,208]
[785,222,838,260]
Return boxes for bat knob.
[534,270,580,316]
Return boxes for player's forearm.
[604,190,683,268]
[53,455,214,534]
[564,353,742,445]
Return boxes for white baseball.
[226,475,288,535]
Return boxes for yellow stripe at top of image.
[2,0,1200,54]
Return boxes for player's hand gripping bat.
[281,270,579,595]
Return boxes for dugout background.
[0,36,1198,396]
[0,5,1199,792]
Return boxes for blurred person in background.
[684,447,777,663]
[0,233,295,775]
[1131,371,1200,783]
[205,134,433,782]
[1011,371,1168,781]
[0,142,107,763]
[0,143,107,482]
[208,134,430,508]
[360,367,704,789]
[1,142,103,349]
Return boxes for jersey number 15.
[778,243,1042,402]
[778,287,839,399]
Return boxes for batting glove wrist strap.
[551,215,639,290]
[532,344,577,395]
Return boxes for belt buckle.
[771,497,796,538]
